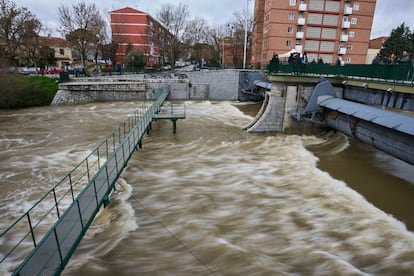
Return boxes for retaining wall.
[51,70,240,105]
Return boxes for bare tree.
[227,8,254,68]
[183,18,209,46]
[0,0,41,66]
[58,2,106,70]
[155,3,190,67]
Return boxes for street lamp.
[243,0,251,69]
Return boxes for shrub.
[0,75,58,108]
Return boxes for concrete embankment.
[51,70,241,105]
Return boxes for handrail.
[267,62,414,84]
[0,87,170,275]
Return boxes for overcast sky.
[13,0,414,39]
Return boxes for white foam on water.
[2,101,414,275]
[64,178,138,273]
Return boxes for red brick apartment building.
[110,7,164,66]
[252,0,376,67]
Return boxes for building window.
[290,0,296,6]
[286,40,292,47]
[345,57,351,63]
[353,3,360,10]
[59,48,64,55]
[351,18,357,24]
[288,13,295,20]
[288,26,293,33]
[347,44,353,50]
[263,53,267,59]
[265,14,270,21]
[349,31,355,38]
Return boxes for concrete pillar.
[246,83,287,132]
[283,86,299,131]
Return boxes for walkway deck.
[1,87,180,275]
[153,103,186,133]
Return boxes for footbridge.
[246,75,414,166]
[0,87,185,275]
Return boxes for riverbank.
[0,75,58,109]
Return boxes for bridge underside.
[320,97,414,166]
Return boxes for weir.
[0,87,184,275]
[246,76,414,165]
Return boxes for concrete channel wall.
[51,70,240,105]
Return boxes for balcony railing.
[344,6,353,15]
[342,21,351,29]
[338,48,347,55]
[296,32,304,39]
[297,18,306,25]
[299,3,307,11]
[340,34,349,42]
[295,45,303,53]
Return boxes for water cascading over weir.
[245,77,414,166]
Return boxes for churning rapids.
[1,101,414,275]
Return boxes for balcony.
[295,45,303,53]
[297,18,306,25]
[338,48,347,55]
[342,21,351,28]
[298,3,307,11]
[344,6,353,15]
[296,32,304,39]
[340,34,349,41]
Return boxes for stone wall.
[51,81,147,105]
[145,79,190,100]
[51,70,241,105]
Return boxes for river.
[1,100,414,275]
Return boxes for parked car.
[67,67,85,76]
[47,67,65,74]
[15,67,38,75]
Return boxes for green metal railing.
[0,88,170,275]
[267,62,414,82]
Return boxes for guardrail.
[0,88,170,275]
[267,62,414,83]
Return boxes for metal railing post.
[27,213,36,248]
[53,188,60,219]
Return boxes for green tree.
[37,45,56,68]
[125,50,145,72]
[380,23,413,61]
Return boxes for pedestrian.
[372,54,381,64]
[270,53,279,72]
[116,63,122,75]
[399,50,410,64]
[301,52,308,73]
[336,57,341,66]
[107,64,112,76]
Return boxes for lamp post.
[243,0,250,69]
